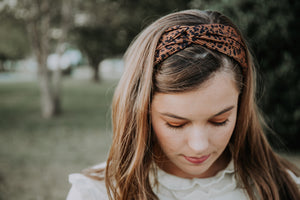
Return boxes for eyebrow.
[210,105,235,118]
[159,105,235,120]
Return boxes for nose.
[187,126,209,153]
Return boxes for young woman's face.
[151,71,239,179]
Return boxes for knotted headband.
[154,24,247,71]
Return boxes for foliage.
[71,1,122,81]
[190,0,300,150]
[113,0,189,37]
[72,0,189,81]
[2,0,76,118]
[0,11,30,62]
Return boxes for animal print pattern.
[154,24,247,71]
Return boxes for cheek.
[152,122,183,152]
[211,122,235,148]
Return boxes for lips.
[184,154,210,164]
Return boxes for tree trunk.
[24,0,73,118]
[51,44,67,117]
[0,61,4,72]
[38,65,55,118]
[92,64,100,82]
[37,55,62,118]
[52,64,62,115]
[26,4,59,119]
[51,0,73,115]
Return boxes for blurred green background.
[0,0,299,199]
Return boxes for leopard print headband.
[154,24,247,71]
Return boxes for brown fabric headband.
[154,24,247,70]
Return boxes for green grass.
[0,78,117,200]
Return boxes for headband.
[154,24,247,71]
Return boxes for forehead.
[151,72,239,118]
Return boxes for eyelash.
[165,123,186,130]
[165,119,229,130]
[210,119,229,127]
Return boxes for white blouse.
[66,161,300,200]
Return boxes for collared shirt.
[67,161,300,200]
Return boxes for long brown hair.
[102,10,300,200]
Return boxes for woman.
[67,9,300,200]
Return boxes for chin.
[177,155,220,178]
[173,162,213,179]
[189,169,210,178]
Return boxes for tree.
[74,26,126,82]
[72,0,128,82]
[0,11,30,71]
[72,0,190,82]
[3,0,74,118]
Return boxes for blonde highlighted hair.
[88,9,300,200]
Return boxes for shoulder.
[287,170,300,188]
[66,163,108,200]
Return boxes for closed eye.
[210,119,229,127]
[165,122,186,129]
